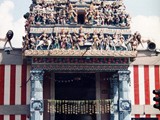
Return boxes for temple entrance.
[43,71,114,120]
[55,73,96,120]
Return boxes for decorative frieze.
[32,57,129,65]
[31,64,129,71]
[24,50,137,57]
[30,26,131,34]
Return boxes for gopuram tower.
[23,0,138,120]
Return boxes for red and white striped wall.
[0,65,30,120]
[0,64,160,120]
[129,65,160,119]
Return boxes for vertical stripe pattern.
[0,64,160,119]
[0,65,4,120]
[0,65,30,120]
[129,65,160,119]
[10,65,16,120]
[15,66,22,120]
[21,65,27,120]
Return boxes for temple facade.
[0,0,160,120]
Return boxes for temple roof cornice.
[24,49,137,57]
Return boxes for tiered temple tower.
[23,0,138,120]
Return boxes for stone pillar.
[96,73,101,120]
[110,73,119,120]
[50,72,55,120]
[30,70,44,120]
[118,70,131,120]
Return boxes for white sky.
[0,0,160,49]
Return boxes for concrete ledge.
[131,105,160,115]
[0,49,23,65]
[0,105,159,115]
[0,105,29,115]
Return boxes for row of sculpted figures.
[22,27,143,51]
[24,0,130,31]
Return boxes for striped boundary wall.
[0,65,30,120]
[0,65,160,120]
[129,65,160,119]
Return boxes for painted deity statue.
[59,29,67,49]
[85,3,95,24]
[92,30,100,49]
[68,3,77,24]
[78,26,86,46]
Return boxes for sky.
[0,0,160,49]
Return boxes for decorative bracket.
[118,70,130,82]
[30,100,43,113]
[119,99,131,112]
[30,70,44,81]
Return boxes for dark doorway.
[78,13,85,24]
[55,73,96,120]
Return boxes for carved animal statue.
[36,34,53,50]
[0,30,14,49]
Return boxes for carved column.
[96,73,101,120]
[110,73,119,120]
[30,70,44,120]
[118,70,131,120]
